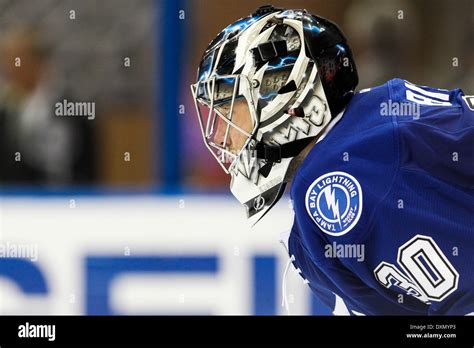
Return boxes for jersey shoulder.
[388,78,474,120]
[291,79,398,240]
[388,79,474,188]
[290,78,473,241]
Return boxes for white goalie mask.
[191,6,358,225]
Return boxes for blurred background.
[0,0,472,315]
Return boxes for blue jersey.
[287,78,474,315]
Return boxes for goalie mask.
[191,5,358,225]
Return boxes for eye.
[215,103,231,118]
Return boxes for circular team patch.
[305,171,363,236]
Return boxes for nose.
[213,116,231,147]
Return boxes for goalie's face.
[213,99,253,154]
[191,75,258,174]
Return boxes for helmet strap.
[256,137,316,177]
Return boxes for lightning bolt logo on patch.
[305,171,363,236]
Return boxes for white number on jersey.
[374,235,459,303]
[405,81,452,106]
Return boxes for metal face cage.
[191,74,259,174]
